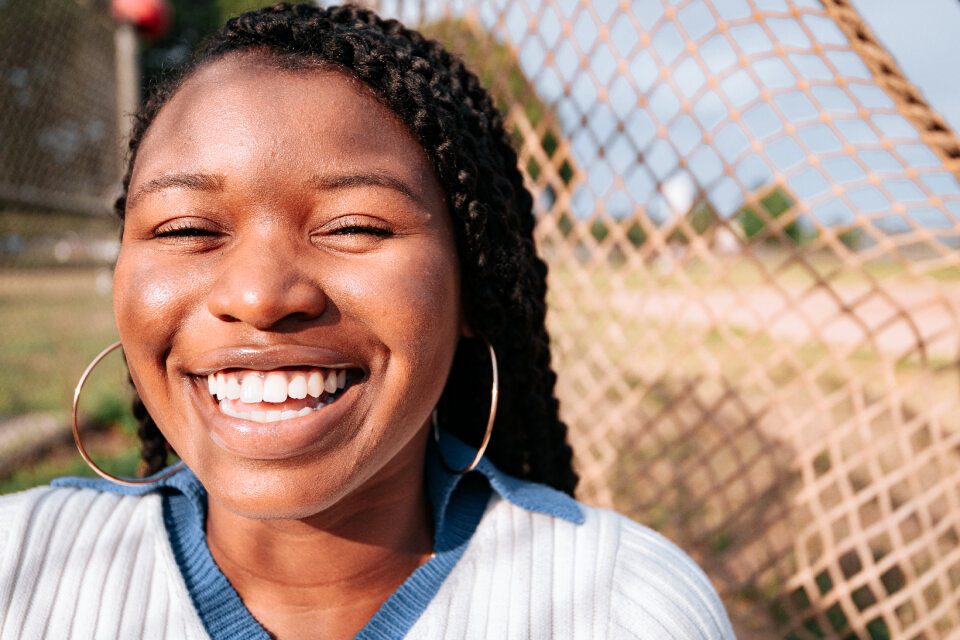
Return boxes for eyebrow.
[127,172,225,209]
[126,170,426,209]
[312,172,425,207]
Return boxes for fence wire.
[372,0,960,638]
[0,0,123,215]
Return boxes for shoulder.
[466,493,735,639]
[0,483,163,546]
[0,482,209,638]
[590,504,735,639]
[0,484,203,638]
[0,484,167,589]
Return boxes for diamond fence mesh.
[0,0,126,468]
[3,0,960,637]
[0,0,126,214]
[376,0,960,638]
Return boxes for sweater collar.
[52,434,583,527]
[52,438,581,639]
[427,434,583,530]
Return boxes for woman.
[0,4,734,638]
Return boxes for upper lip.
[185,345,363,375]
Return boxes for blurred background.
[3,0,960,637]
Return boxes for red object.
[111,0,173,39]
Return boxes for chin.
[195,439,403,522]
[205,465,356,520]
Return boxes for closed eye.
[311,215,396,253]
[155,226,218,238]
[330,224,392,237]
[324,217,394,237]
[153,218,219,238]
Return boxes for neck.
[205,443,434,640]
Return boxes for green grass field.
[0,440,142,495]
[0,267,125,416]
[0,266,144,489]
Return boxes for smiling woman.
[116,62,463,523]
[0,4,733,639]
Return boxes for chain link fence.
[0,0,130,214]
[0,0,126,465]
[374,0,960,637]
[4,0,960,637]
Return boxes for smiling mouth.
[206,368,357,423]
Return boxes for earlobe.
[459,320,475,338]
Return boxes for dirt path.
[613,278,960,360]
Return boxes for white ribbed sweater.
[0,469,734,639]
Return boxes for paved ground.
[0,412,62,474]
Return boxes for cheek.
[113,248,197,374]
[340,247,460,360]
[389,254,457,338]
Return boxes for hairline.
[131,46,443,213]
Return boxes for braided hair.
[119,2,578,495]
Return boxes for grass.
[0,265,139,494]
[602,365,908,640]
[0,439,142,495]
[0,267,123,417]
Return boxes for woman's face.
[114,57,463,519]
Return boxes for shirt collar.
[427,433,583,530]
[54,434,583,528]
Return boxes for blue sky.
[381,0,960,226]
[850,0,960,133]
[507,0,960,224]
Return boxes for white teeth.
[207,368,353,399]
[324,370,338,394]
[263,373,288,403]
[307,371,322,398]
[240,374,264,403]
[288,374,307,400]
[219,399,318,422]
[209,367,353,421]
[219,400,250,421]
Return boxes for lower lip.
[193,378,361,459]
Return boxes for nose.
[206,238,326,330]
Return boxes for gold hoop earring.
[432,336,498,475]
[73,341,184,486]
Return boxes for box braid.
[117,3,578,496]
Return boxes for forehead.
[132,57,436,188]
